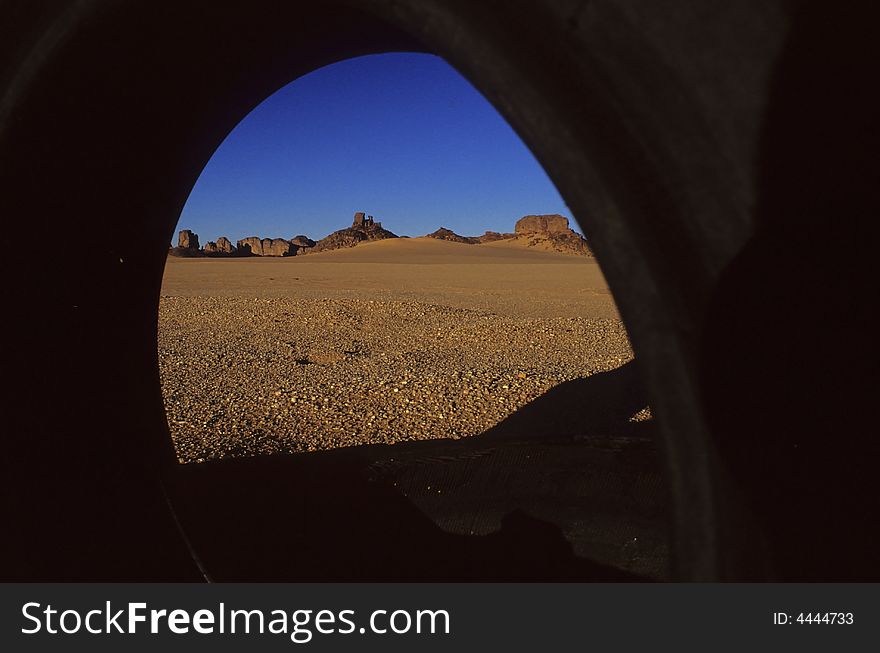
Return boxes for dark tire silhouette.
[1,0,876,580]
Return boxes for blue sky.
[178,53,571,243]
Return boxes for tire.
[2,0,874,580]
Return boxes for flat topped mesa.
[512,214,592,256]
[514,214,571,235]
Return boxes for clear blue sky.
[178,52,572,243]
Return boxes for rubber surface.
[1,0,877,580]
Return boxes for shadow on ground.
[167,360,669,581]
[480,360,650,440]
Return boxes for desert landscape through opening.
[157,54,668,580]
[6,0,875,583]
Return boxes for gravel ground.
[159,296,634,463]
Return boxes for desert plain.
[160,235,668,580]
[159,236,641,463]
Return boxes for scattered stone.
[159,296,635,463]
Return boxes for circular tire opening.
[159,53,667,581]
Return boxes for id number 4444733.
[773,613,853,625]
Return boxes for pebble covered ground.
[159,296,634,463]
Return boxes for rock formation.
[168,211,590,260]
[425,227,479,244]
[178,229,200,250]
[236,236,296,257]
[514,214,571,235]
[290,235,316,249]
[512,214,592,256]
[170,229,317,257]
[204,236,236,255]
[425,228,517,244]
[309,211,398,254]
[476,231,515,243]
[422,215,589,256]
[169,229,205,257]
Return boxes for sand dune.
[162,235,616,320]
[300,235,584,263]
[478,235,585,255]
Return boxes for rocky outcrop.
[217,236,235,254]
[169,229,205,257]
[350,212,385,231]
[421,215,588,256]
[514,214,571,235]
[235,237,258,256]
[421,215,588,255]
[425,227,478,244]
[237,237,296,257]
[178,229,200,249]
[476,231,515,243]
[169,211,590,260]
[309,211,398,254]
[170,229,315,257]
[512,214,592,256]
[516,230,593,256]
[204,236,236,255]
[425,228,517,244]
[290,235,315,249]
